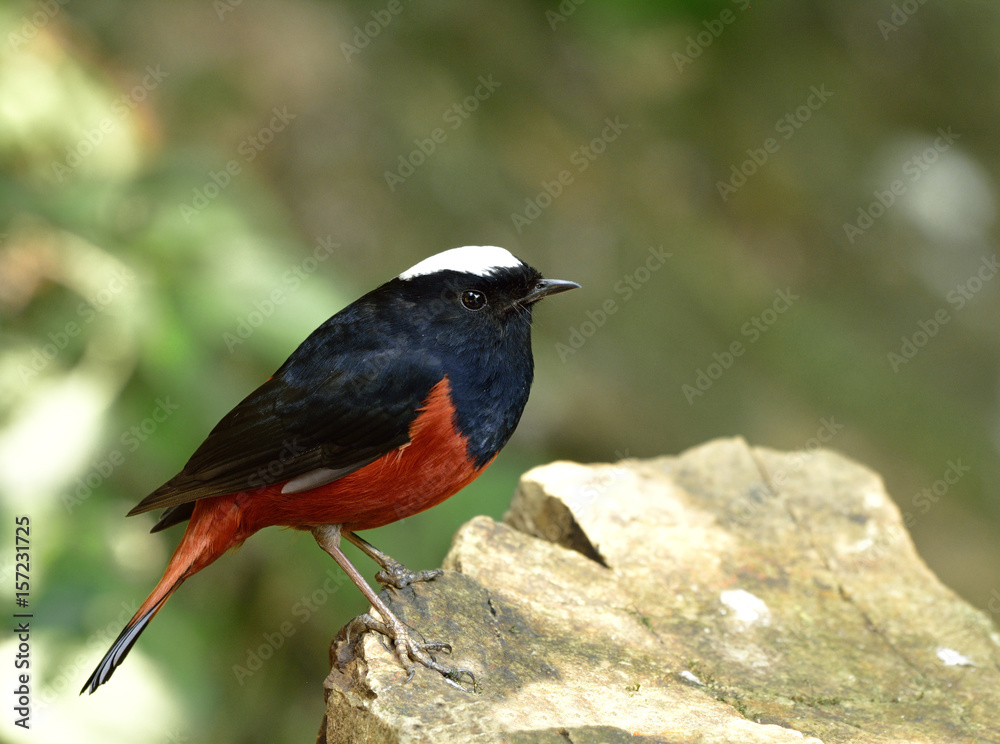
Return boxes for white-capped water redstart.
[82,246,578,693]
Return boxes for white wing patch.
[399,246,524,280]
[281,467,346,494]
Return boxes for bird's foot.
[374,560,443,590]
[347,612,476,690]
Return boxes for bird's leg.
[312,524,474,687]
[343,530,443,589]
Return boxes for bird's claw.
[374,564,444,590]
[442,665,477,691]
[346,612,475,689]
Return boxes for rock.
[320,438,1000,744]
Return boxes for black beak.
[521,278,580,305]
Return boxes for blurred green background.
[2,0,999,742]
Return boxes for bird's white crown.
[399,246,524,280]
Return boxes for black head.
[386,246,579,465]
[390,246,579,337]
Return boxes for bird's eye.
[460,290,487,311]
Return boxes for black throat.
[437,308,534,468]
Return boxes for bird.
[81,245,578,694]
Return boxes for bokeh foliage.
[2,1,999,742]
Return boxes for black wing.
[128,313,442,523]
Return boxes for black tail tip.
[79,674,100,695]
[79,607,157,696]
[80,659,118,695]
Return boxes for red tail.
[81,496,242,694]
